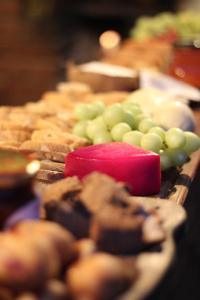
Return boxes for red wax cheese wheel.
[65,142,161,196]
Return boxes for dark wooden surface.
[0,1,60,106]
[0,0,176,106]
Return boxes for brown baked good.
[42,176,82,205]
[0,221,75,292]
[20,141,71,157]
[34,116,73,131]
[40,160,65,173]
[45,200,91,239]
[24,101,63,117]
[35,152,66,163]
[36,169,65,183]
[56,81,92,98]
[79,172,135,213]
[43,176,91,238]
[41,92,78,110]
[0,234,47,290]
[90,208,145,254]
[42,172,165,248]
[12,221,75,270]
[0,141,21,151]
[102,39,172,72]
[74,239,96,259]
[66,253,137,300]
[0,130,31,143]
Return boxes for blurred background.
[0,0,199,105]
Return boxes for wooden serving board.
[155,108,200,205]
[119,197,186,300]
[36,108,200,206]
[154,150,200,205]
[36,148,200,206]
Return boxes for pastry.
[36,169,65,183]
[66,253,137,300]
[39,160,65,173]
[43,172,165,252]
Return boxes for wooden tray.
[36,148,200,206]
[154,108,200,205]
[36,109,200,206]
[154,150,200,205]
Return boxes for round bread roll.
[0,234,47,290]
[14,220,74,264]
[66,253,137,300]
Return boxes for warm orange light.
[99,30,121,50]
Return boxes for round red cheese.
[65,142,161,196]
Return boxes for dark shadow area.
[0,0,176,106]
[147,165,200,300]
[157,168,179,199]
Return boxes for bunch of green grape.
[73,99,200,171]
[131,11,200,41]
[131,12,176,40]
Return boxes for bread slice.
[36,169,64,182]
[40,160,65,172]
[0,141,21,151]
[0,130,31,143]
[36,152,66,163]
[56,81,92,97]
[20,141,71,154]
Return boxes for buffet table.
[0,85,199,300]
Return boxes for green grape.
[183,131,200,155]
[165,128,186,149]
[111,123,131,142]
[148,126,165,142]
[86,119,107,140]
[167,149,188,167]
[123,99,140,106]
[135,114,150,128]
[123,110,137,129]
[122,130,144,147]
[74,104,96,120]
[94,115,106,126]
[103,104,124,129]
[88,103,103,119]
[93,101,105,116]
[159,150,173,171]
[122,101,141,113]
[141,133,162,153]
[124,105,142,116]
[73,121,89,138]
[138,118,156,133]
[93,132,112,144]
